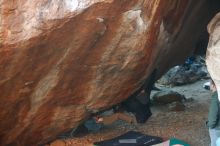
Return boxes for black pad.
[94,131,163,146]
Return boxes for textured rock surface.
[206,12,220,100]
[168,101,185,112]
[0,0,218,145]
[158,56,208,86]
[152,90,185,105]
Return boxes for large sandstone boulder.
[0,0,219,145]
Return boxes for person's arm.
[207,93,219,128]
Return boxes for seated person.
[57,87,154,140]
[84,90,152,132]
[83,108,137,133]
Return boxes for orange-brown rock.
[0,0,219,145]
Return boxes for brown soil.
[52,79,212,146]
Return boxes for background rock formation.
[0,0,220,145]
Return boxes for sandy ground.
[53,79,213,146]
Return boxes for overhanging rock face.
[0,0,216,145]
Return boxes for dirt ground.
[58,79,212,146]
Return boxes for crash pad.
[93,131,163,146]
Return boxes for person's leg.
[102,112,136,125]
[215,130,220,146]
[102,113,120,125]
[210,128,216,146]
[48,140,66,146]
[116,112,137,124]
[209,128,220,146]
[216,137,220,146]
